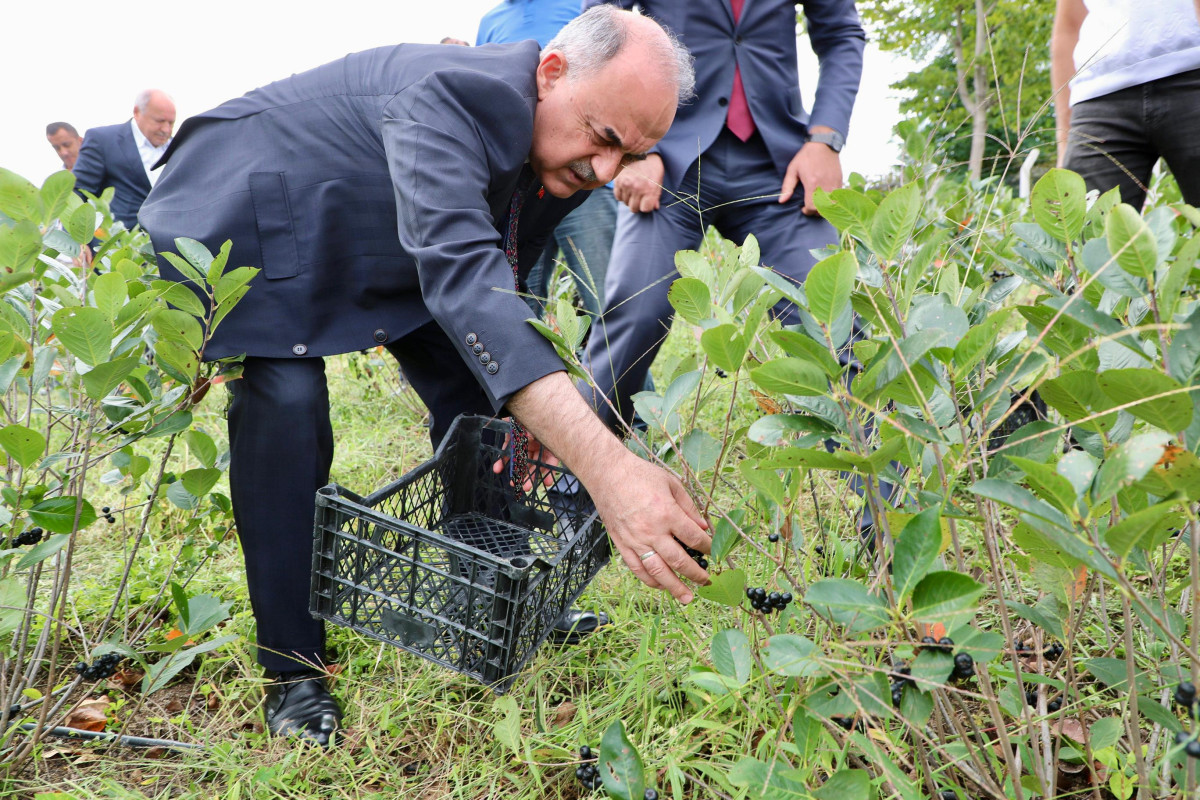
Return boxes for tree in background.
[858,0,1055,181]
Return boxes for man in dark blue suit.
[140,7,710,746]
[580,0,865,427]
[74,90,176,230]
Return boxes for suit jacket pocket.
[249,172,300,279]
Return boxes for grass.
[4,314,791,799]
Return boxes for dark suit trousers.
[228,321,491,672]
[582,128,837,430]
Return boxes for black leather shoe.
[263,669,342,747]
[549,608,610,645]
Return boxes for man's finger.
[639,552,695,604]
[779,169,799,204]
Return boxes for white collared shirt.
[130,118,169,186]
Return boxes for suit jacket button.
[472,343,484,355]
[292,344,308,356]
[717,96,728,107]
[479,352,491,364]
[486,362,499,375]
[465,333,478,346]
[373,329,388,343]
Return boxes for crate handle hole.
[510,557,531,568]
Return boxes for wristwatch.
[806,130,845,153]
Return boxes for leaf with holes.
[1030,168,1086,243]
[599,720,645,800]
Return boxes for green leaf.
[893,506,942,601]
[161,283,207,318]
[185,430,218,469]
[1039,370,1117,432]
[167,481,199,510]
[910,571,984,625]
[1092,431,1170,505]
[1104,501,1176,559]
[1008,456,1079,515]
[91,272,128,322]
[668,278,711,324]
[1082,657,1154,693]
[738,461,787,506]
[214,266,259,306]
[175,237,214,278]
[181,467,221,498]
[160,250,206,286]
[492,695,521,756]
[65,204,96,244]
[813,188,877,239]
[1089,717,1123,751]
[695,567,745,607]
[750,357,828,396]
[178,592,231,636]
[599,720,645,800]
[155,339,199,384]
[142,634,237,695]
[152,309,204,353]
[805,579,891,632]
[711,628,752,684]
[771,329,841,377]
[805,251,856,327]
[40,170,75,224]
[1106,203,1158,277]
[1012,522,1083,571]
[0,424,46,468]
[674,249,715,285]
[206,240,233,286]
[746,413,834,447]
[954,308,1013,374]
[813,769,871,800]
[910,648,954,686]
[0,577,24,636]
[81,356,139,401]
[1095,368,1194,432]
[1030,168,1087,243]
[146,410,193,439]
[709,513,742,561]
[699,324,747,373]
[970,478,1072,530]
[869,182,920,261]
[761,634,822,677]
[0,169,41,220]
[28,496,97,533]
[678,429,721,473]
[51,307,112,366]
[14,533,70,570]
[1057,450,1097,498]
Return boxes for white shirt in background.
[129,118,169,186]
[1071,0,1200,105]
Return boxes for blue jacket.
[139,42,585,412]
[585,0,865,193]
[73,121,152,229]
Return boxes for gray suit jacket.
[585,0,865,193]
[73,121,153,229]
[139,42,585,412]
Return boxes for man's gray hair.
[546,5,695,104]
[135,89,172,112]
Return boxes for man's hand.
[780,135,844,215]
[506,371,712,604]
[613,153,665,213]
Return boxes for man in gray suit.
[140,7,708,746]
[580,0,865,429]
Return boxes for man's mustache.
[568,160,597,182]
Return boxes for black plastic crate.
[309,415,608,692]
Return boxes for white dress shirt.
[130,118,169,186]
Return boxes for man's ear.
[536,50,567,99]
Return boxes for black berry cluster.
[101,506,116,525]
[1024,687,1062,713]
[745,586,792,614]
[74,653,122,681]
[831,715,865,733]
[920,635,954,653]
[951,652,975,681]
[12,527,44,547]
[1174,730,1200,759]
[683,545,708,570]
[1174,681,1200,720]
[890,664,913,707]
[575,745,602,792]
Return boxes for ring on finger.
[639,550,657,562]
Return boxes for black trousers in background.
[1064,67,1200,209]
[227,321,491,672]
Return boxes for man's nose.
[593,149,623,184]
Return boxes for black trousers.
[227,320,491,672]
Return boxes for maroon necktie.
[727,0,756,141]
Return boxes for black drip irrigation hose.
[17,722,205,752]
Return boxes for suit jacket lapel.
[118,122,152,191]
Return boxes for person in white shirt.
[73,90,176,229]
[1052,0,1200,208]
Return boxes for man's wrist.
[805,129,845,153]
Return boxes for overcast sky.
[3,1,907,186]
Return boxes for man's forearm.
[505,371,627,496]
[1051,0,1085,165]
